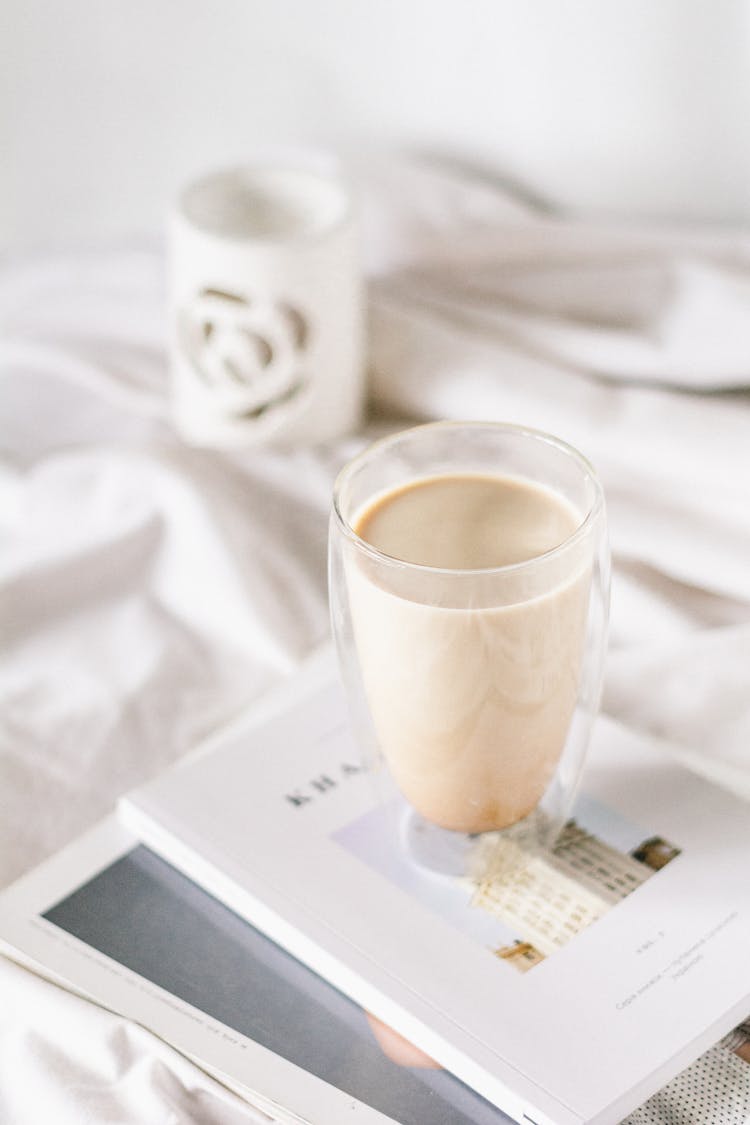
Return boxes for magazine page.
[119,653,750,1125]
[0,818,513,1125]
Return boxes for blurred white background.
[4,0,750,250]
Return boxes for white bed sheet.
[1,157,749,1123]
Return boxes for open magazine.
[117,649,750,1125]
[0,817,513,1125]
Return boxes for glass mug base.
[396,785,569,879]
[399,806,562,877]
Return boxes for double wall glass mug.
[329,422,609,873]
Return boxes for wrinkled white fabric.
[1,157,749,1123]
[0,956,268,1125]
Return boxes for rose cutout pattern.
[179,287,311,422]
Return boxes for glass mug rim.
[331,420,605,580]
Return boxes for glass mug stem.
[329,422,610,862]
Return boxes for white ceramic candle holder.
[168,161,364,449]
